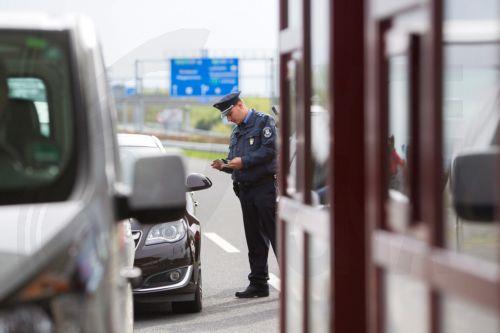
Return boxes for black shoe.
[235,284,270,298]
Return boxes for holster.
[232,182,240,197]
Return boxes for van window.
[8,77,50,137]
[0,31,77,204]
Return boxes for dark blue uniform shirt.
[224,109,277,182]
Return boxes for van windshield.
[0,31,76,203]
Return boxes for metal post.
[182,105,190,131]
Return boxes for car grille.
[132,230,141,249]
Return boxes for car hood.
[129,214,189,233]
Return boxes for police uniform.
[213,92,277,296]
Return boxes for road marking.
[204,232,240,253]
[269,273,281,291]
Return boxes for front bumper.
[133,265,197,304]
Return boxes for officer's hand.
[227,157,243,170]
[211,159,224,170]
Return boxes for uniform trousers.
[237,180,277,286]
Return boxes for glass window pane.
[385,272,429,333]
[308,235,330,333]
[287,58,298,195]
[442,0,500,263]
[442,295,500,333]
[310,0,330,207]
[287,0,302,29]
[285,223,304,332]
[386,54,413,234]
[445,0,499,21]
[0,31,76,202]
[384,8,428,236]
[388,55,410,197]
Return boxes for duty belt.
[236,174,276,189]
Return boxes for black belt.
[236,174,276,189]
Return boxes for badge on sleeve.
[249,137,255,145]
[263,127,272,138]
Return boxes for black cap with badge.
[213,91,241,118]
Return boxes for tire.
[173,271,202,313]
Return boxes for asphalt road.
[134,157,280,333]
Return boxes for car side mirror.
[451,148,499,222]
[116,154,187,223]
[186,173,212,191]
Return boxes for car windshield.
[0,30,76,203]
[119,146,160,186]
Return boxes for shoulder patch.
[263,127,273,138]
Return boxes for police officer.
[211,91,277,298]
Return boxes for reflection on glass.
[287,0,302,29]
[8,78,50,137]
[287,59,298,194]
[285,223,304,333]
[308,235,330,333]
[388,56,410,196]
[310,0,330,207]
[442,0,500,263]
[442,295,500,333]
[385,272,429,333]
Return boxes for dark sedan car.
[118,133,212,313]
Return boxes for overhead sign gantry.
[170,58,239,97]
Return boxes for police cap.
[213,91,241,117]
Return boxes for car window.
[0,31,77,203]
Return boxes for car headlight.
[145,219,186,245]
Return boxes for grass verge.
[182,149,226,161]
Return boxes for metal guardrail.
[118,124,228,139]
[161,140,228,154]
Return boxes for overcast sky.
[1,0,278,66]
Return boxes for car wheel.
[173,270,202,313]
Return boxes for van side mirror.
[116,154,186,223]
[451,149,499,222]
[186,173,212,191]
